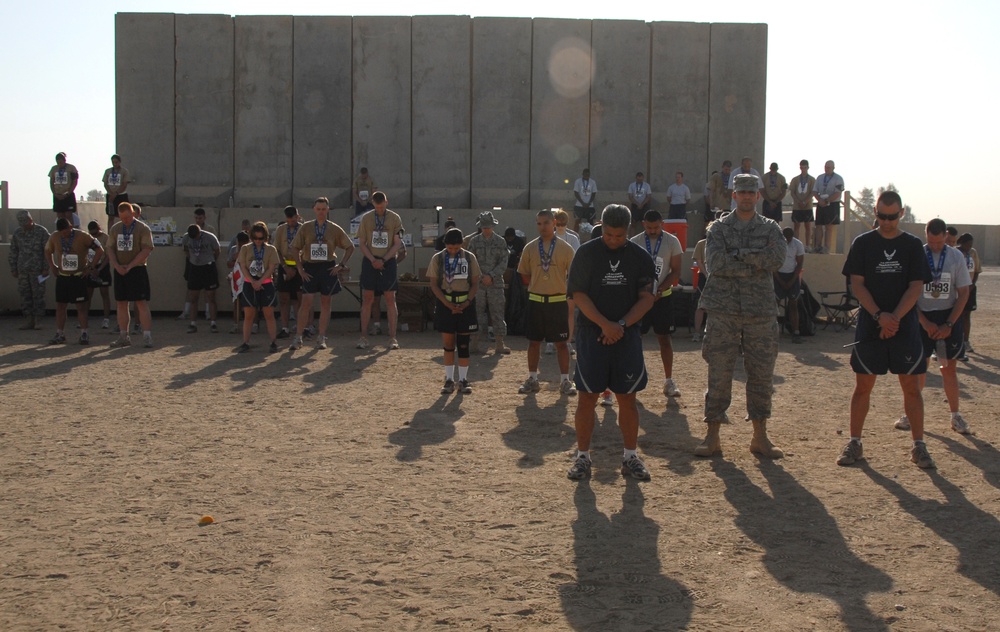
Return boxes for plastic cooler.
[664,219,688,250]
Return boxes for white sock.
[144,331,152,339]
[623,448,638,460]
[211,320,216,326]
[190,320,197,326]
[445,365,455,380]
[529,371,538,379]
[850,437,862,444]
[577,450,590,460]
[182,302,191,314]
[458,365,469,381]
[951,411,961,419]
[560,373,569,383]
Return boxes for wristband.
[872,311,882,321]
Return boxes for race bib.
[371,231,389,249]
[654,256,664,278]
[249,260,264,278]
[359,190,369,201]
[117,235,134,251]
[54,170,68,185]
[62,254,79,271]
[310,243,329,261]
[109,172,122,186]
[453,259,470,280]
[924,272,952,299]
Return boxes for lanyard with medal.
[444,251,459,287]
[374,212,386,234]
[822,173,833,193]
[287,224,299,250]
[926,245,946,298]
[61,230,76,257]
[644,232,662,259]
[539,237,555,280]
[314,220,326,245]
[253,241,266,278]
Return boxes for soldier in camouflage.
[695,173,787,459]
[468,211,511,354]
[8,211,50,330]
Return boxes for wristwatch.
[944,321,954,328]
[618,319,627,328]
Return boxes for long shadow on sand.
[863,463,1000,597]
[713,459,892,631]
[927,431,1000,490]
[388,394,465,461]
[501,393,574,470]
[558,481,693,630]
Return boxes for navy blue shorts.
[850,311,926,375]
[640,292,676,336]
[360,257,398,293]
[773,272,801,300]
[573,325,648,394]
[240,280,277,310]
[276,265,302,297]
[919,309,965,360]
[301,261,342,296]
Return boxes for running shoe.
[109,336,132,348]
[276,327,290,339]
[316,336,328,350]
[234,343,251,353]
[459,379,472,394]
[79,332,90,345]
[356,337,369,349]
[600,390,614,407]
[187,323,197,333]
[289,336,303,351]
[210,323,219,334]
[911,442,936,469]
[441,379,456,394]
[269,341,279,353]
[388,338,399,350]
[621,455,651,481]
[951,412,971,435]
[567,455,592,480]
[48,333,66,345]
[894,415,910,431]
[836,440,864,466]
[560,379,578,396]
[663,378,681,397]
[518,376,541,394]
[101,318,110,330]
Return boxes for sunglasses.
[876,213,900,221]
[251,235,266,241]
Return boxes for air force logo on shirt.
[876,249,902,275]
[603,259,625,286]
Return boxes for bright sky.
[2,1,998,225]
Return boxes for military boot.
[494,335,511,355]
[19,315,35,330]
[694,422,722,457]
[750,419,784,459]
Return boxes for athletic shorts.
[963,285,977,313]
[667,203,687,220]
[360,257,398,293]
[53,195,76,214]
[773,272,801,300]
[573,205,595,222]
[762,200,783,223]
[433,295,478,334]
[791,209,814,223]
[186,262,219,291]
[113,266,151,302]
[919,309,965,361]
[850,311,926,375]
[525,299,569,343]
[240,280,277,310]
[276,265,302,296]
[55,274,87,304]
[573,325,648,394]
[640,292,676,336]
[815,202,841,226]
[87,266,112,288]
[301,261,342,296]
[107,194,130,217]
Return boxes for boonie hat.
[477,211,499,227]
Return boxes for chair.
[818,278,860,331]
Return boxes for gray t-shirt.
[183,231,220,266]
[916,244,971,312]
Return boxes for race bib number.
[109,172,122,186]
[117,235,134,251]
[371,231,389,249]
[654,256,664,278]
[62,254,79,271]
[359,190,369,201]
[310,243,329,261]
[924,273,951,299]
[54,170,68,185]
[453,259,470,280]
[249,260,264,278]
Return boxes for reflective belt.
[659,287,672,298]
[528,293,568,303]
[447,293,469,304]
[284,259,297,266]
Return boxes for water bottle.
[936,339,948,368]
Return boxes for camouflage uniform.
[468,229,509,337]
[8,219,51,318]
[699,210,786,423]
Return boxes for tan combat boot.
[750,419,784,459]
[19,315,35,330]
[694,422,722,457]
[495,335,511,355]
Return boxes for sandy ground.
[1,269,999,631]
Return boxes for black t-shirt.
[843,229,931,312]
[567,238,655,327]
[505,235,525,268]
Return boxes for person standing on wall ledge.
[49,152,78,225]
[352,167,377,216]
[102,154,130,233]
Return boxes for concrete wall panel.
[650,22,711,213]
[234,16,294,208]
[353,17,412,207]
[589,20,650,210]
[292,16,353,209]
[530,19,593,210]
[175,14,234,208]
[470,18,532,209]
[411,16,471,209]
[115,13,175,206]
[707,23,767,177]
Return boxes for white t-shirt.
[779,237,805,274]
[666,183,691,205]
[917,244,971,311]
[814,172,845,201]
[631,230,683,289]
[628,181,651,203]
[557,230,580,252]
[573,178,597,206]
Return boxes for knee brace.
[457,334,471,359]
[443,347,455,353]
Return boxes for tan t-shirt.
[291,220,352,263]
[237,242,280,280]
[517,236,574,294]
[89,232,110,268]
[273,223,302,265]
[426,249,481,294]
[357,210,403,258]
[103,167,130,195]
[49,163,79,195]
[108,220,154,266]
[44,229,97,275]
[352,175,376,202]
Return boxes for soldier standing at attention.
[467,211,511,355]
[695,174,787,459]
[8,211,50,330]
